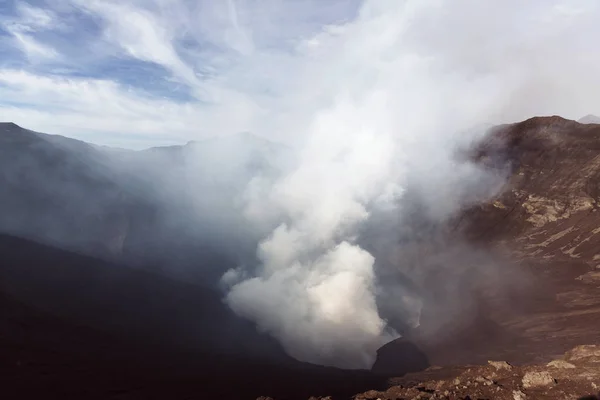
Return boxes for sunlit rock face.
[376,116,600,374]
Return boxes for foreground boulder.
[260,345,600,400]
[352,345,600,400]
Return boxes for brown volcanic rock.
[359,116,600,399]
[375,116,600,375]
[353,346,600,400]
[466,115,600,245]
[466,117,600,353]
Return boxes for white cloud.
[1,0,599,147]
[220,0,600,369]
[9,31,58,60]
[15,2,57,30]
[0,69,261,148]
[72,0,203,92]
[0,0,363,145]
[0,2,61,61]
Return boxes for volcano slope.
[3,116,600,400]
[362,116,600,399]
[0,234,390,400]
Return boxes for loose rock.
[565,345,600,362]
[547,360,576,369]
[488,361,513,371]
[522,371,556,388]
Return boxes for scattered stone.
[356,390,383,400]
[547,360,576,369]
[522,371,556,389]
[474,375,494,386]
[488,361,513,371]
[433,380,446,390]
[565,345,600,362]
[577,271,600,283]
[354,345,600,400]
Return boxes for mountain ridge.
[3,116,600,398]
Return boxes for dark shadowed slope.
[0,122,148,260]
[0,122,288,277]
[0,234,389,400]
[0,233,289,363]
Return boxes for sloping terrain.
[463,116,600,358]
[363,116,600,399]
[0,122,284,276]
[355,345,600,400]
[3,116,600,399]
[0,234,387,400]
[0,122,135,258]
[0,233,288,363]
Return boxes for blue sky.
[0,0,362,148]
[1,0,599,149]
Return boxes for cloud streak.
[1,0,598,147]
[0,0,361,147]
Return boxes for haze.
[2,0,600,369]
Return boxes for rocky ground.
[353,345,600,400]
[377,116,600,367]
[256,346,600,400]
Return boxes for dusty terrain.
[2,116,600,399]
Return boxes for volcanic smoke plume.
[215,0,600,369]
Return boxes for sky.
[0,0,599,149]
[0,0,363,148]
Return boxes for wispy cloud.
[0,0,599,148]
[0,0,361,147]
[1,2,61,61]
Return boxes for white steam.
[2,0,600,371]
[224,1,485,369]
[217,0,600,369]
[227,96,405,367]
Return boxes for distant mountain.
[5,118,600,400]
[578,114,600,124]
[0,123,289,282]
[0,122,134,258]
